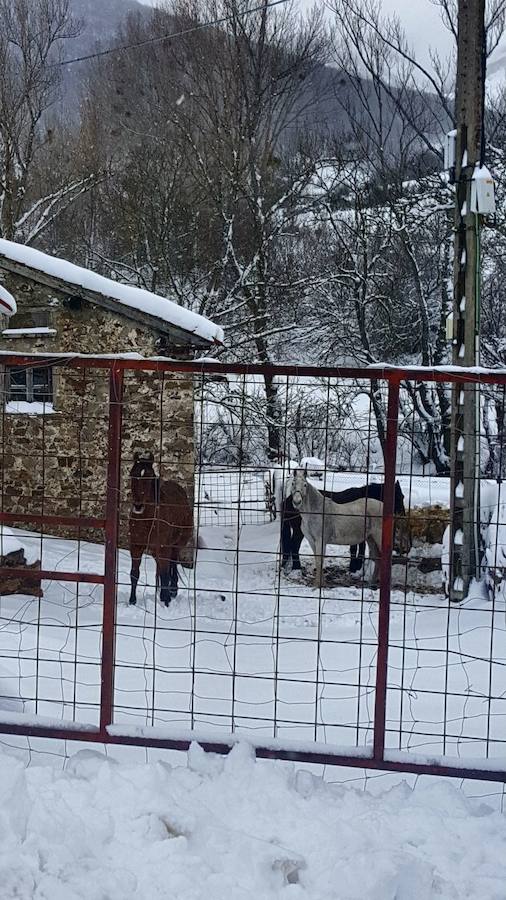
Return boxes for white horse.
[291,469,383,588]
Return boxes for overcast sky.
[140,0,455,64]
[376,0,452,57]
[304,0,453,62]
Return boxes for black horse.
[280,480,407,574]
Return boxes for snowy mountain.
[61,0,447,159]
[59,0,149,107]
[68,0,148,57]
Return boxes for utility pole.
[449,0,486,602]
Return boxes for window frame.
[6,365,53,405]
[4,308,51,330]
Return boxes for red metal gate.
[0,353,505,783]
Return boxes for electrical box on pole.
[444,130,457,182]
[448,0,486,602]
[470,166,496,215]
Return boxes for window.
[2,309,56,340]
[6,309,50,329]
[6,366,53,404]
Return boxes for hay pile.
[407,505,449,545]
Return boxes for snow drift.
[0,742,505,900]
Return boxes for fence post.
[373,377,400,762]
[100,365,124,736]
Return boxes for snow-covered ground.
[1,741,506,900]
[197,468,273,526]
[197,466,453,532]
[0,515,505,767]
[2,500,506,898]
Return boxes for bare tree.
[330,0,506,152]
[164,0,329,455]
[81,0,328,457]
[0,0,100,242]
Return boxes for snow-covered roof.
[0,239,223,347]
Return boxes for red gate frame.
[0,352,505,783]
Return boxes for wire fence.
[195,467,274,527]
[0,354,505,783]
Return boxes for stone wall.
[0,269,195,550]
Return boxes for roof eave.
[0,255,218,349]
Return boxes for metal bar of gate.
[0,720,503,783]
[99,365,124,736]
[0,512,105,529]
[1,351,506,386]
[0,568,104,584]
[373,378,401,762]
[1,354,506,784]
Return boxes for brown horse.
[129,452,193,606]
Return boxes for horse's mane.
[327,481,405,515]
[303,479,387,514]
[290,476,405,515]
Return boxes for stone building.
[0,240,222,546]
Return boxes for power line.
[55,0,291,68]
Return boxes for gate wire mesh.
[0,354,505,783]
[195,467,274,527]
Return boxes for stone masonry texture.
[0,269,195,553]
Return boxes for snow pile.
[0,743,505,899]
[485,496,506,599]
[485,510,506,570]
[441,524,450,596]
[5,401,56,416]
[2,326,56,337]
[299,456,324,477]
[0,239,223,345]
[0,526,39,563]
[1,521,505,768]
[442,481,504,598]
[479,482,506,597]
[0,526,24,559]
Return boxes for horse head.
[291,468,308,510]
[130,451,156,516]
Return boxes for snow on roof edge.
[0,283,16,317]
[0,239,223,346]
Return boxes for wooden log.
[0,549,43,598]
